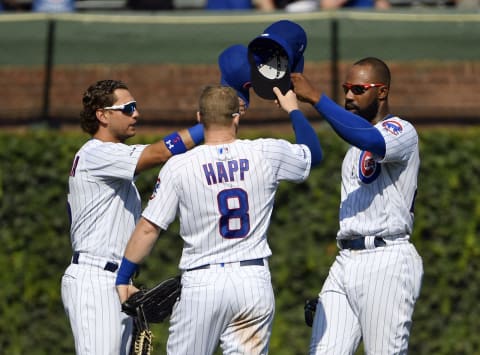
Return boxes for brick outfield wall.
[1,61,479,128]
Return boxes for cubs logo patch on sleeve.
[149,178,161,200]
[358,151,381,184]
[382,120,403,136]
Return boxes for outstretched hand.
[273,87,299,114]
[290,73,321,105]
[117,284,140,304]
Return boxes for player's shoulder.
[378,115,417,137]
[76,139,102,156]
[79,140,146,169]
[81,139,136,153]
[79,138,100,151]
[240,137,290,150]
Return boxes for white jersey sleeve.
[255,138,312,182]
[338,116,419,239]
[67,139,147,261]
[142,138,311,270]
[84,141,146,180]
[142,163,179,231]
[376,117,418,164]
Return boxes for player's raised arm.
[273,87,323,167]
[135,123,204,174]
[313,95,386,157]
[291,72,386,157]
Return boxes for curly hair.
[80,80,129,135]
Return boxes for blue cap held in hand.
[218,44,252,108]
[248,20,307,100]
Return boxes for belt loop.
[364,236,376,249]
[104,262,119,272]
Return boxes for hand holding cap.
[273,87,299,114]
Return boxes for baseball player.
[115,85,322,355]
[60,79,204,355]
[291,57,424,354]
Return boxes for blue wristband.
[115,257,139,286]
[188,123,204,145]
[163,131,187,155]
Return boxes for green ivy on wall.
[0,127,478,355]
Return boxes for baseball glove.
[122,275,182,355]
[304,298,318,327]
[129,306,154,355]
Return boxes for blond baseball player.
[61,79,203,355]
[292,57,423,354]
[116,85,322,355]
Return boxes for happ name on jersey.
[202,159,249,185]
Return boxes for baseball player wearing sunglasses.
[291,57,423,355]
[61,79,204,355]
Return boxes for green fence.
[1,10,480,66]
[0,10,479,126]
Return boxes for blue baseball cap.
[218,44,251,108]
[248,20,307,100]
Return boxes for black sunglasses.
[342,83,384,95]
[103,101,137,115]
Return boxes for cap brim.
[248,38,291,100]
[221,77,250,108]
[218,44,251,107]
[237,90,250,108]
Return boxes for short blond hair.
[198,86,239,128]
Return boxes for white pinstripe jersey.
[338,116,419,239]
[142,138,312,270]
[67,139,147,261]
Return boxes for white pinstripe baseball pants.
[167,261,275,355]
[310,241,423,355]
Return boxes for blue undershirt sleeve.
[313,94,386,157]
[289,109,323,167]
[188,123,204,145]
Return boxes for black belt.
[72,251,119,272]
[339,237,386,250]
[187,258,264,272]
